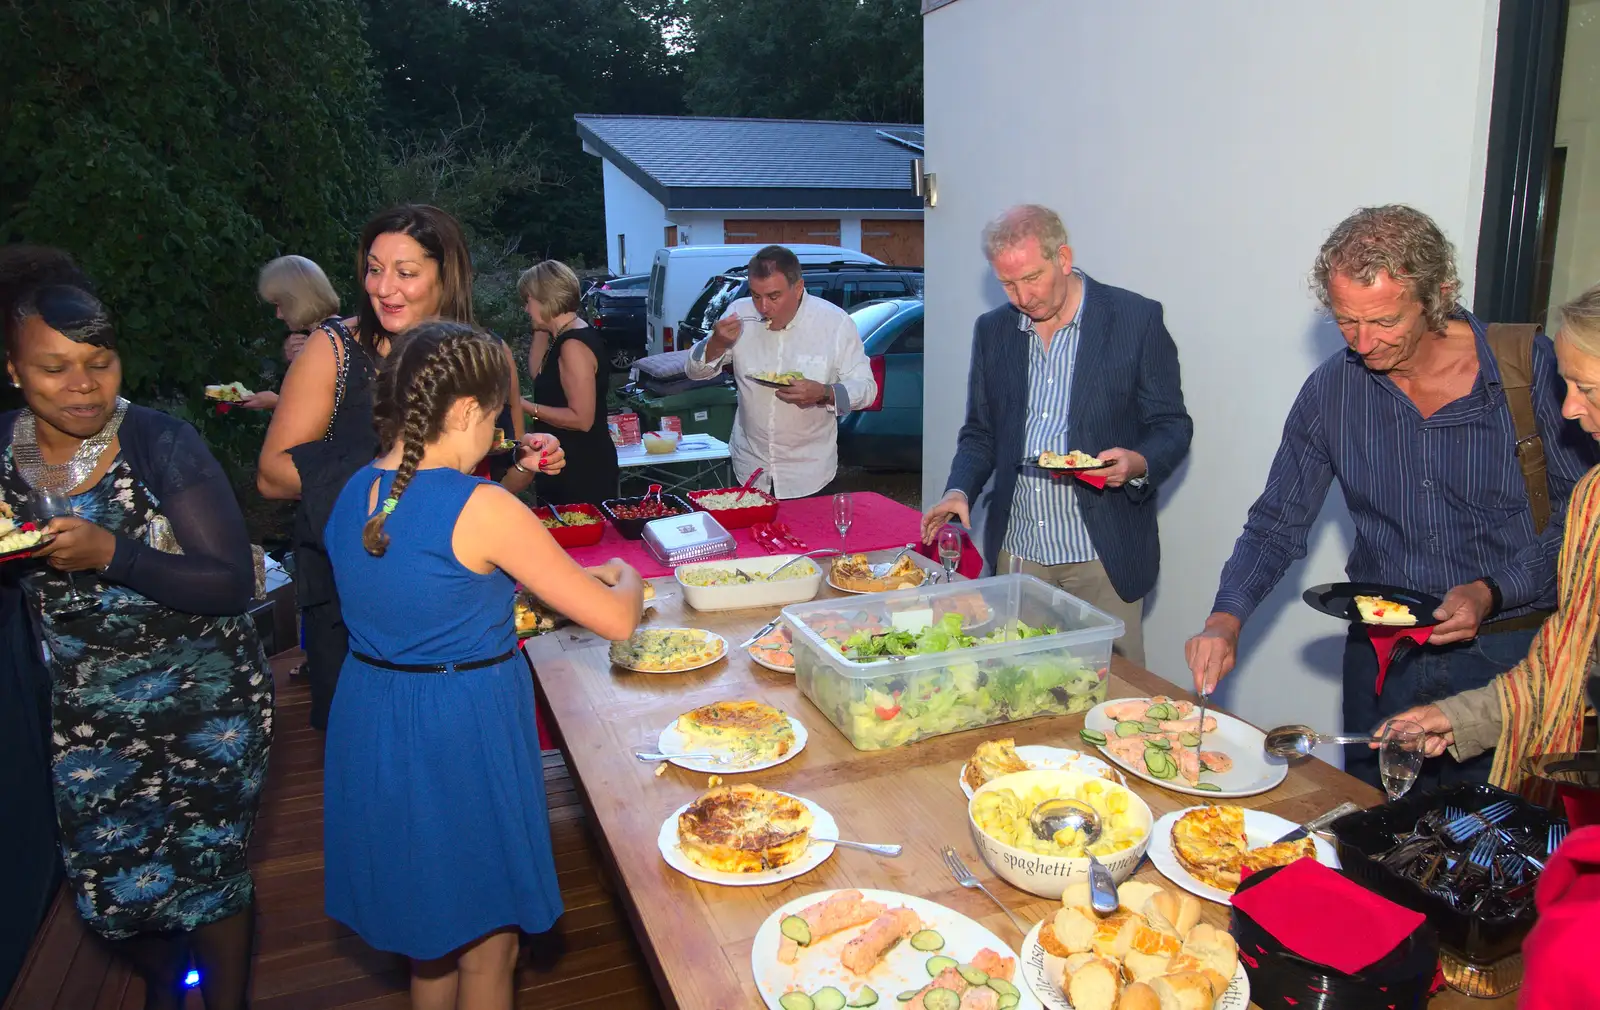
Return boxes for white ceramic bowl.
[674,554,824,612]
[967,768,1153,899]
[642,430,681,455]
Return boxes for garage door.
[723,220,842,246]
[861,219,924,267]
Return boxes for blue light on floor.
[184,969,201,988]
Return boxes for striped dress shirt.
[1213,312,1594,624]
[1001,271,1097,565]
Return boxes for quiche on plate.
[1354,594,1417,626]
[674,700,795,763]
[1038,449,1105,469]
[1171,804,1316,892]
[830,553,927,593]
[204,381,252,402]
[676,783,813,873]
[610,627,726,672]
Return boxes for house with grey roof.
[575,114,926,274]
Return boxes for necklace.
[13,398,131,493]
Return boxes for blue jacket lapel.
[1070,274,1106,433]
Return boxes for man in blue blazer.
[923,205,1192,666]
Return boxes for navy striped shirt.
[1213,312,1593,623]
[1002,271,1097,565]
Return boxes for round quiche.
[677,784,814,873]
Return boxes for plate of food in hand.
[1081,697,1286,798]
[828,553,929,594]
[609,627,727,673]
[1021,449,1109,475]
[660,783,837,887]
[749,622,796,673]
[747,370,805,389]
[1021,878,1249,1010]
[959,738,1124,799]
[204,381,253,402]
[486,428,520,454]
[0,504,51,563]
[1301,581,1444,628]
[655,699,807,772]
[1146,804,1339,905]
[753,888,1034,1010]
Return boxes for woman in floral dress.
[0,254,270,1010]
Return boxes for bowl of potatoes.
[967,768,1153,899]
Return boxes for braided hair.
[362,321,511,556]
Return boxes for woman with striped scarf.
[1384,282,1600,792]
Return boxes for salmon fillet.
[1159,715,1218,734]
[970,947,1016,982]
[777,890,887,964]
[959,987,998,1010]
[1104,699,1151,721]
[840,907,921,975]
[907,967,968,1010]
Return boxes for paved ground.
[833,466,922,510]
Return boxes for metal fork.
[633,750,732,765]
[1444,800,1516,843]
[941,846,1029,935]
[1549,821,1570,856]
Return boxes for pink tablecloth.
[565,491,923,577]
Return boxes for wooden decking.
[4,654,666,1010]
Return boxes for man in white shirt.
[685,245,878,499]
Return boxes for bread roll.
[1120,981,1163,1010]
[1063,952,1097,975]
[1066,956,1123,1010]
[1144,890,1203,938]
[1178,922,1239,980]
[1166,954,1228,998]
[1061,881,1095,909]
[1117,879,1165,913]
[1150,970,1218,1010]
[1124,923,1182,982]
[1089,909,1140,959]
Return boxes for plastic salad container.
[783,573,1123,751]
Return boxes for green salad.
[797,613,1107,750]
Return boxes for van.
[645,244,881,357]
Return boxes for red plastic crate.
[687,487,780,530]
[532,502,605,548]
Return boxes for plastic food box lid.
[642,510,737,565]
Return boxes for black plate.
[1016,456,1110,479]
[1302,582,1444,628]
[743,374,801,390]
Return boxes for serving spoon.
[1029,798,1118,914]
[1263,724,1380,759]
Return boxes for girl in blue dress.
[321,321,644,1009]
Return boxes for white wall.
[601,159,670,275]
[924,0,1501,763]
[1548,0,1600,315]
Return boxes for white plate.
[610,629,728,674]
[825,558,933,595]
[958,745,1124,799]
[1083,699,1288,798]
[655,715,808,773]
[1147,806,1342,905]
[658,794,836,886]
[749,649,795,674]
[1020,919,1250,1010]
[753,888,1039,1009]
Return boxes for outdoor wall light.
[911,158,937,208]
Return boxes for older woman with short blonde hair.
[245,256,343,411]
[520,259,618,505]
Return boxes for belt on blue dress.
[350,649,515,673]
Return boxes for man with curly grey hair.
[1187,204,1596,788]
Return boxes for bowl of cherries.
[600,491,692,540]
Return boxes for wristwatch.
[1127,475,1149,489]
[1479,575,1503,615]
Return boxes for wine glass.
[937,525,962,583]
[1006,554,1023,576]
[832,493,853,553]
[28,491,101,619]
[1379,718,1426,803]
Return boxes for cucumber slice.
[1195,782,1223,792]
[1114,720,1145,738]
[923,990,960,1010]
[896,992,919,1003]
[1178,731,1201,747]
[1147,753,1178,779]
[812,987,846,1010]
[997,993,1021,1010]
[780,993,815,1010]
[926,954,958,977]
[986,978,1020,999]
[780,914,812,946]
[909,929,945,952]
[1140,718,1163,733]
[957,964,990,986]
[1145,737,1172,750]
[1146,702,1176,721]
[1079,728,1108,746]
[847,986,879,1008]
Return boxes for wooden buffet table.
[526,551,1514,1010]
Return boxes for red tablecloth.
[565,491,923,577]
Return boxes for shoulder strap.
[318,319,356,442]
[1485,322,1550,533]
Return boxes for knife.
[1273,801,1361,844]
[1193,689,1209,777]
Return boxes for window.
[887,318,924,355]
[618,234,627,274]
[842,277,911,308]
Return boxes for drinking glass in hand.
[937,525,962,583]
[28,490,101,618]
[832,493,853,553]
[1379,718,1425,803]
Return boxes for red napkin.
[1365,625,1431,695]
[1555,782,1600,830]
[1520,826,1600,1009]
[1231,857,1425,975]
[1074,471,1109,488]
[214,402,233,415]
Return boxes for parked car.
[675,262,925,352]
[645,244,882,357]
[581,273,649,369]
[837,298,924,470]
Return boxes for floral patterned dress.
[0,451,272,939]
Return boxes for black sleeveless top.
[532,325,617,506]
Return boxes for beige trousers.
[996,552,1145,669]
